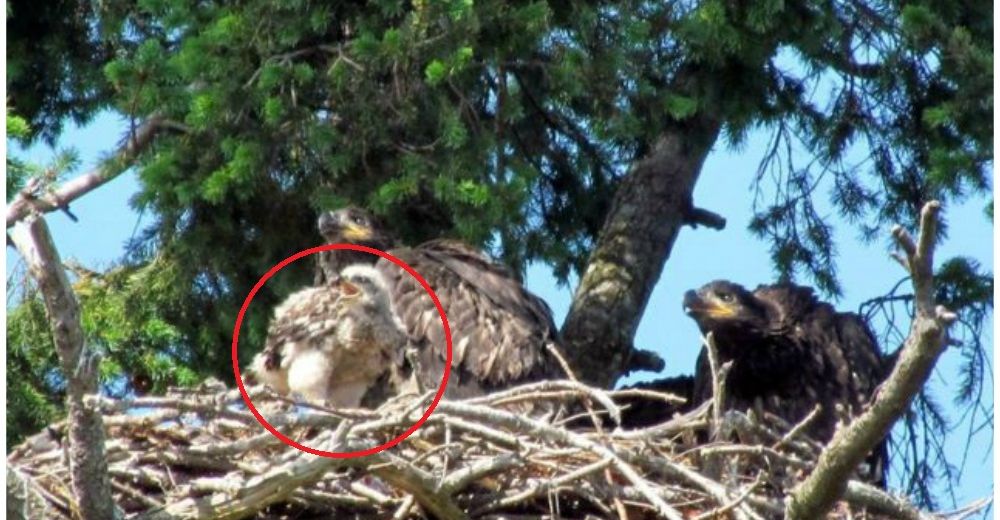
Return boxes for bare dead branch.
[703,332,729,440]
[9,215,119,519]
[6,116,165,228]
[786,201,957,519]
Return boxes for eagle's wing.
[754,283,886,405]
[752,283,888,484]
[248,286,344,397]
[264,287,345,356]
[375,239,557,396]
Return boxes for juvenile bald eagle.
[683,280,888,482]
[315,206,560,398]
[249,265,408,407]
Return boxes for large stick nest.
[7,380,976,519]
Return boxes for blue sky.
[9,110,993,505]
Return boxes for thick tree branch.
[6,116,165,228]
[561,112,723,387]
[843,481,936,520]
[785,201,956,519]
[9,214,119,519]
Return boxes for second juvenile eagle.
[315,206,561,398]
[683,280,889,481]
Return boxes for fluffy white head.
[341,263,387,290]
[340,264,394,312]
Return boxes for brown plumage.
[683,280,889,483]
[315,207,560,398]
[249,264,407,407]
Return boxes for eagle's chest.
[718,333,854,441]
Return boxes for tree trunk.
[560,114,722,388]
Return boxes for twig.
[437,401,686,520]
[703,332,729,441]
[440,453,523,494]
[392,494,416,519]
[472,456,614,514]
[609,387,687,404]
[692,473,764,520]
[465,378,621,425]
[774,405,822,449]
[612,401,712,440]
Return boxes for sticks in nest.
[8,379,973,520]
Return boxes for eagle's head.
[682,280,769,335]
[338,263,407,348]
[317,207,395,249]
[339,264,395,315]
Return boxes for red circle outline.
[231,244,452,458]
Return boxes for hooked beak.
[683,290,736,319]
[318,212,372,241]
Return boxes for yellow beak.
[341,223,372,241]
[705,303,737,319]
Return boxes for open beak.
[339,279,362,298]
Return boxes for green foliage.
[6,0,145,142]
[6,110,82,203]
[7,112,30,140]
[74,260,199,395]
[6,258,206,446]
[7,110,33,199]
[745,0,992,294]
[7,295,62,448]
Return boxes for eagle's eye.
[351,215,366,226]
[717,292,734,303]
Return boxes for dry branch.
[786,201,957,519]
[9,215,119,519]
[6,116,166,228]
[9,380,978,520]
